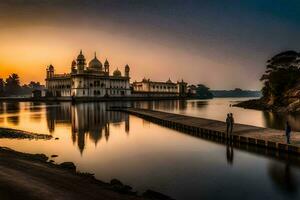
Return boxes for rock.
[143,190,174,200]
[110,179,134,194]
[59,162,76,171]
[55,137,59,140]
[51,155,58,158]
[33,154,48,162]
[49,160,54,163]
[110,179,123,186]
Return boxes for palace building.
[45,50,131,97]
[132,78,187,97]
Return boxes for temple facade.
[45,50,131,97]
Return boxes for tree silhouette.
[260,51,300,106]
[5,73,21,96]
[196,84,213,99]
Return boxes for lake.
[0,98,300,200]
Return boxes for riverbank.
[233,98,270,111]
[234,96,300,113]
[0,147,173,200]
[0,127,52,140]
[0,128,173,200]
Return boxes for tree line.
[0,73,44,97]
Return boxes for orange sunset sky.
[1,0,300,89]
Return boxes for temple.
[45,50,187,99]
[45,50,131,97]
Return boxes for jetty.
[117,108,300,154]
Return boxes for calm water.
[0,98,300,200]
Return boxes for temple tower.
[76,50,86,73]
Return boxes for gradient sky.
[1,0,300,89]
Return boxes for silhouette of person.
[229,113,234,138]
[285,121,291,144]
[226,113,231,138]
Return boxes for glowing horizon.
[1,0,300,90]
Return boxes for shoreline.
[0,127,52,140]
[0,147,173,200]
[233,98,269,111]
[0,128,173,200]
[233,98,300,113]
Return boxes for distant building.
[132,78,187,97]
[187,85,197,96]
[45,50,131,97]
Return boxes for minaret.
[71,59,77,73]
[124,64,130,77]
[104,59,110,75]
[47,64,54,78]
[76,50,86,73]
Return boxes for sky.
[1,0,300,89]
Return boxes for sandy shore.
[0,128,173,200]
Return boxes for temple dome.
[71,60,76,67]
[113,68,122,77]
[88,53,102,70]
[166,78,172,83]
[48,64,54,70]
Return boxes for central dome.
[113,68,122,77]
[88,53,102,70]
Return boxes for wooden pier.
[119,108,300,155]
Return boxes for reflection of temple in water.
[46,103,72,134]
[5,102,21,125]
[46,103,129,153]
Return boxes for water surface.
[0,98,300,200]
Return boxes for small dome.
[125,64,130,72]
[166,78,172,83]
[71,60,76,67]
[88,53,102,69]
[48,64,54,70]
[113,68,122,77]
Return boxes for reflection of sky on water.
[0,98,300,199]
[135,98,300,131]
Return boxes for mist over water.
[0,98,300,199]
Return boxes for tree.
[5,73,21,96]
[260,51,300,105]
[196,84,213,99]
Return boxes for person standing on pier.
[285,121,291,144]
[229,113,234,139]
[226,113,231,138]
